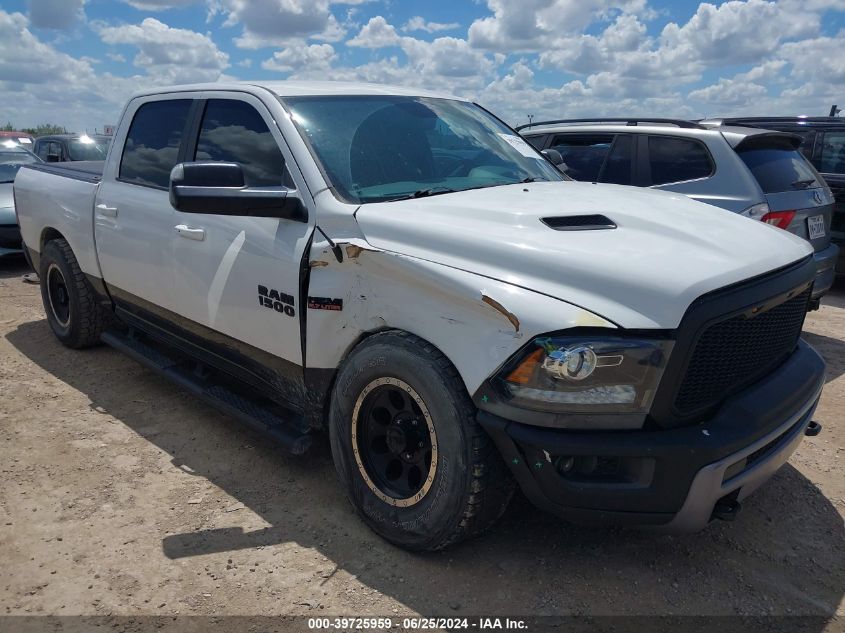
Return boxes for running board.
[101,329,313,455]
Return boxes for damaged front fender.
[305,241,616,395]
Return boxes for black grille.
[674,288,810,416]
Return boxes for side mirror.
[169,161,307,222]
[541,149,564,166]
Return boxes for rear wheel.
[39,238,113,348]
[329,331,514,550]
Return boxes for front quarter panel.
[305,244,616,395]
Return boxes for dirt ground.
[0,256,843,628]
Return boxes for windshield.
[0,148,39,183]
[283,96,565,203]
[67,138,110,161]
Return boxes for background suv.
[32,133,111,162]
[519,118,838,306]
[700,115,845,277]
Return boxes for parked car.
[699,116,845,276]
[14,82,825,550]
[519,118,838,308]
[0,144,41,256]
[33,133,111,162]
[0,131,35,149]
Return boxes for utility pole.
[527,114,534,129]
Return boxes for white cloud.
[27,0,86,30]
[402,16,460,33]
[3,1,845,134]
[347,16,401,48]
[0,10,129,131]
[120,0,203,9]
[213,0,358,48]
[98,17,229,82]
[402,36,494,79]
[262,43,336,72]
[659,0,819,66]
[688,77,768,106]
[780,32,845,83]
[468,0,648,52]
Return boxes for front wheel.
[329,331,514,550]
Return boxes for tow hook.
[805,421,822,437]
[711,498,742,522]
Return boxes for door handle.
[96,203,118,218]
[175,224,206,241]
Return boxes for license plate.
[808,215,826,239]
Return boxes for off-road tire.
[39,238,113,348]
[329,331,515,550]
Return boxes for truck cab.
[13,82,826,550]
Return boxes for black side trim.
[102,329,312,454]
[107,285,310,416]
[21,162,103,183]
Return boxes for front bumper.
[478,339,825,532]
[812,242,839,296]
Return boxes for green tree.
[22,123,68,136]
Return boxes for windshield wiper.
[387,186,456,201]
[791,179,817,190]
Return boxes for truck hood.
[355,181,813,329]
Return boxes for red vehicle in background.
[0,131,35,149]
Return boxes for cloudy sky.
[1,0,844,132]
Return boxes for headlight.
[495,336,673,414]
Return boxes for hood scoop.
[541,214,617,231]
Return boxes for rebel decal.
[308,297,343,311]
[258,284,296,317]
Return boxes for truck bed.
[15,161,104,279]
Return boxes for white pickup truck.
[14,81,826,550]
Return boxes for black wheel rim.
[46,263,71,328]
[352,378,438,507]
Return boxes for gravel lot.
[1,257,843,629]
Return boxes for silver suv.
[519,118,839,306]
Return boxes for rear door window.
[737,146,821,193]
[549,134,614,181]
[819,131,845,175]
[120,99,192,188]
[599,135,633,185]
[647,136,714,185]
[194,99,285,187]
